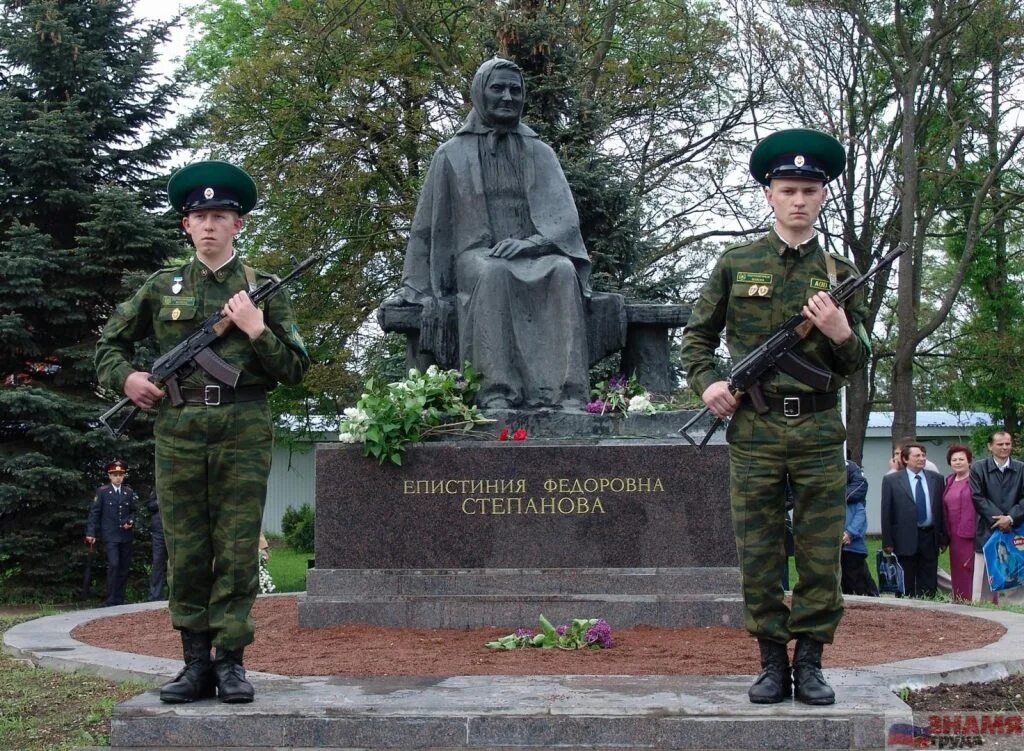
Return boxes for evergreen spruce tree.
[0,0,193,598]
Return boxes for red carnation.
[512,428,527,441]
[499,428,510,441]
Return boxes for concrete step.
[110,673,904,750]
[298,591,746,629]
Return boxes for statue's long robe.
[396,118,592,408]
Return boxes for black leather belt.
[180,385,266,407]
[763,392,838,418]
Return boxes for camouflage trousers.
[726,403,846,644]
[155,399,273,650]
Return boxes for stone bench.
[377,297,690,395]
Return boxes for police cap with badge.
[749,128,845,186]
[105,459,127,475]
[167,160,258,216]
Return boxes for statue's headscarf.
[460,57,535,153]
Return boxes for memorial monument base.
[300,566,743,629]
[301,427,741,630]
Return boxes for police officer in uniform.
[680,129,870,705]
[85,459,137,606]
[95,161,311,703]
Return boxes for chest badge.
[171,308,181,321]
[171,276,183,295]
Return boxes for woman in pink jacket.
[943,444,975,601]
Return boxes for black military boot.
[748,638,791,704]
[159,630,215,703]
[793,636,835,705]
[214,647,255,703]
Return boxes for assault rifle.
[679,243,905,449]
[99,254,317,439]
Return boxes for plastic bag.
[983,526,1024,592]
[876,550,905,595]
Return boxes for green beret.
[167,160,258,215]
[749,129,845,186]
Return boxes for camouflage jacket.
[96,254,310,394]
[680,229,870,399]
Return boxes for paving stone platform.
[7,596,1024,750]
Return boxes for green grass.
[264,543,313,593]
[0,615,146,751]
[787,534,952,593]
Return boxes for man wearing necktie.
[85,459,137,606]
[881,443,947,597]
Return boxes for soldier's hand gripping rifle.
[99,254,318,439]
[678,243,905,449]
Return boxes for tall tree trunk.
[845,367,870,462]
[892,79,919,442]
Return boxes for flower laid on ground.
[338,363,492,465]
[486,614,613,650]
[498,427,527,441]
[586,372,665,417]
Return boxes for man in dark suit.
[85,459,137,606]
[881,443,947,597]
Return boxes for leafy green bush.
[281,504,315,553]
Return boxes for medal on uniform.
[171,276,183,295]
[171,308,181,321]
[748,284,759,296]
[757,285,769,297]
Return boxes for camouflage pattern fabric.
[156,400,273,647]
[680,229,869,644]
[96,253,310,649]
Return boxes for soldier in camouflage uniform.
[680,129,870,706]
[95,161,310,704]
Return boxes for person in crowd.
[95,160,311,704]
[881,443,947,598]
[970,430,1024,604]
[888,437,939,474]
[841,460,878,596]
[85,459,137,606]
[148,490,167,602]
[942,444,975,601]
[680,127,870,706]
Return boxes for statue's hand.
[381,285,424,307]
[489,238,538,259]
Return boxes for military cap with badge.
[749,128,845,186]
[167,160,258,216]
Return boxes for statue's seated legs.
[456,248,588,409]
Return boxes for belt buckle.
[783,396,800,417]
[204,385,221,406]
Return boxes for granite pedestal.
[300,424,742,629]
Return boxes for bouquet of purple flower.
[585,372,662,417]
[486,614,613,650]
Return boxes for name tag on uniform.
[809,278,831,291]
[161,296,196,307]
[736,272,773,284]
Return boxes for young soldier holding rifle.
[96,161,311,704]
[680,129,872,706]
